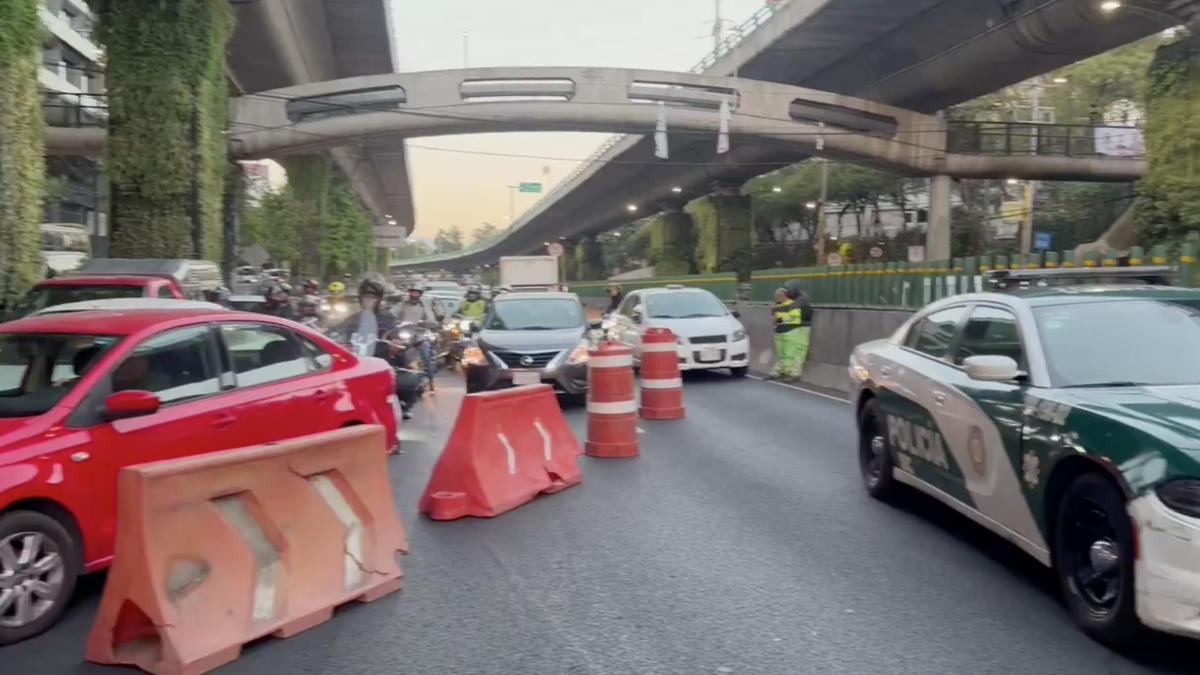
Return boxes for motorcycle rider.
[461,286,488,321]
[393,286,438,391]
[341,280,397,349]
[297,295,323,330]
[302,279,321,297]
[604,283,623,316]
[263,283,297,320]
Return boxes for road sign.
[907,245,926,263]
[826,253,843,266]
[241,243,269,267]
[1033,231,1053,251]
[546,242,565,257]
[518,182,543,194]
[869,246,884,259]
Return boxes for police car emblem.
[967,426,986,476]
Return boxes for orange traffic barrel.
[638,327,685,420]
[585,341,639,458]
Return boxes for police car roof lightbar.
[984,266,1173,291]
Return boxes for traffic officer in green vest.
[461,285,488,321]
[770,287,808,380]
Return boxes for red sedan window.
[0,334,119,418]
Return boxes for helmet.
[328,281,346,294]
[407,286,425,295]
[303,279,319,292]
[359,279,386,299]
[298,294,320,309]
[264,283,287,299]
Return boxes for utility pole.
[462,32,470,68]
[712,0,723,53]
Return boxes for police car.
[849,267,1200,645]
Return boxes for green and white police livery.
[849,282,1200,645]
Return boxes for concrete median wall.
[733,302,913,395]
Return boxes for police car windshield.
[1036,300,1200,387]
[486,299,582,331]
[646,292,726,319]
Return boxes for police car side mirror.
[730,310,741,318]
[963,355,1020,382]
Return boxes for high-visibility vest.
[773,300,802,329]
[461,299,487,318]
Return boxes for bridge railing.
[749,235,1200,309]
[946,120,1145,159]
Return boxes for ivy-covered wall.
[575,237,605,281]
[0,0,45,306]
[97,0,234,260]
[281,155,332,277]
[689,194,755,279]
[650,212,694,276]
[1136,36,1200,244]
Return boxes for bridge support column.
[927,175,952,262]
[99,0,235,260]
[575,237,605,281]
[0,0,45,305]
[693,183,754,278]
[653,201,694,276]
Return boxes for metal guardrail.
[946,120,1146,159]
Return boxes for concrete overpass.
[389,0,1189,270]
[44,67,1145,184]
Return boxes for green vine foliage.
[649,212,694,275]
[241,168,377,279]
[574,238,605,281]
[97,0,234,260]
[1135,37,1200,245]
[281,155,332,276]
[688,194,755,279]
[0,0,45,306]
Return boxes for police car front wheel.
[857,399,899,500]
[1054,473,1144,645]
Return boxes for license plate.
[512,371,541,386]
[698,348,722,363]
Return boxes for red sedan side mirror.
[103,390,161,421]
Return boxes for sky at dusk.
[391,0,766,240]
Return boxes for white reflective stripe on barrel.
[641,377,682,390]
[640,343,677,353]
[587,399,637,415]
[590,354,633,368]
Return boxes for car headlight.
[1156,480,1200,518]
[848,351,871,382]
[397,330,413,342]
[463,346,487,366]
[732,329,747,342]
[566,340,590,365]
[333,302,348,314]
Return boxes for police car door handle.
[933,391,947,405]
[880,365,892,378]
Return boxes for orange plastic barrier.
[86,426,407,675]
[419,384,583,520]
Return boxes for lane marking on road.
[747,374,850,404]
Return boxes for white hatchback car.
[606,286,749,377]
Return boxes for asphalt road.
[5,372,1200,674]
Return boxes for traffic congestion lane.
[4,374,1199,673]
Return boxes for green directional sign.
[518,182,543,194]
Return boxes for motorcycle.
[442,314,479,369]
[335,327,426,420]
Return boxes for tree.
[472,222,500,244]
[434,227,464,253]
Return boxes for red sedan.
[0,309,398,643]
